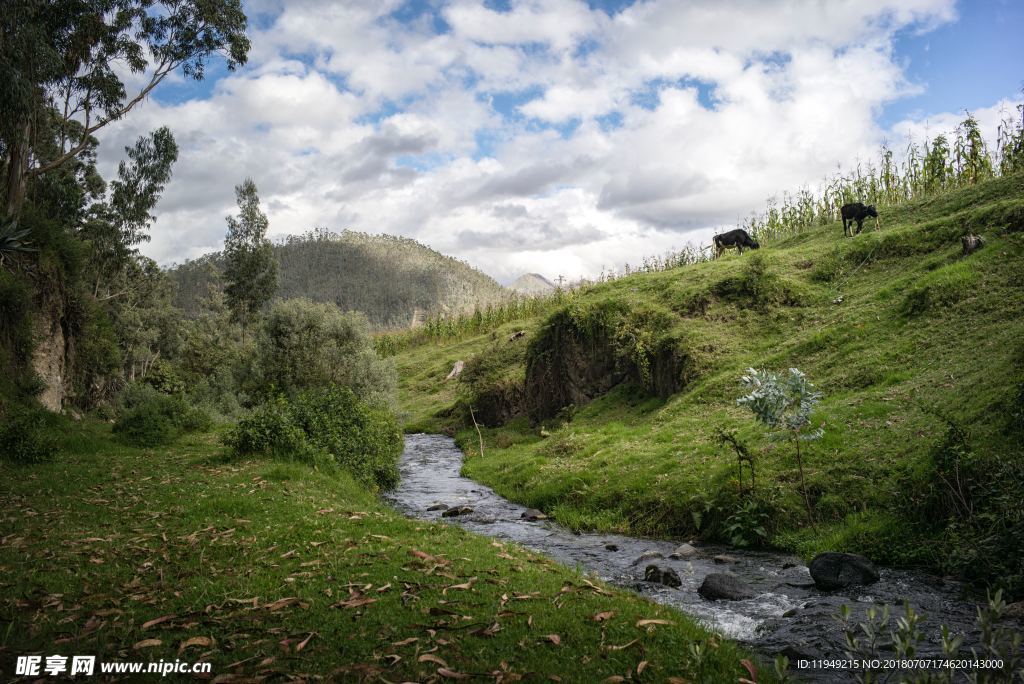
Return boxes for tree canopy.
[1,0,249,218]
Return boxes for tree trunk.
[795,437,816,528]
[3,120,31,219]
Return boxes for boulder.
[633,550,664,565]
[669,543,697,559]
[442,506,474,517]
[427,504,449,511]
[1003,601,1024,619]
[698,573,756,601]
[809,552,880,590]
[445,360,465,381]
[605,543,619,552]
[712,554,739,565]
[520,508,547,521]
[644,565,682,588]
[961,234,984,255]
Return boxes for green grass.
[391,173,1024,596]
[0,420,762,682]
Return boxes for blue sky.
[107,0,1024,282]
[882,0,1023,127]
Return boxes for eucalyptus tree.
[0,0,249,219]
[737,367,824,526]
[223,179,277,336]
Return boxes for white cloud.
[90,0,1017,284]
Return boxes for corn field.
[743,108,1024,242]
[377,108,1024,355]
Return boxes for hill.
[169,229,509,329]
[386,172,1024,598]
[509,272,557,296]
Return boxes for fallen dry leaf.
[295,632,315,652]
[437,668,471,680]
[178,636,214,653]
[333,596,377,609]
[133,639,162,650]
[605,638,640,652]
[418,654,449,668]
[636,619,673,628]
[392,637,419,647]
[543,634,561,646]
[592,611,615,622]
[637,660,649,675]
[141,615,176,630]
[263,597,307,611]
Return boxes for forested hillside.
[170,229,510,329]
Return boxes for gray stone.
[633,550,664,565]
[669,543,697,559]
[712,554,740,565]
[605,543,619,552]
[427,504,449,511]
[442,506,474,517]
[445,360,465,381]
[698,573,756,601]
[644,565,682,588]
[520,508,547,521]
[809,552,880,590]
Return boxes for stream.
[385,434,1009,680]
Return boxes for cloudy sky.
[99,0,1023,283]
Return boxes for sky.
[99,0,1024,284]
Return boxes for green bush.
[254,299,396,405]
[225,386,402,490]
[0,405,60,464]
[113,391,212,447]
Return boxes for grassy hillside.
[0,421,761,682]
[170,230,509,329]
[389,173,1024,597]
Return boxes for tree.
[736,367,823,526]
[1,0,249,219]
[223,179,277,333]
[255,299,396,407]
[82,126,178,297]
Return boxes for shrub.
[226,386,402,490]
[113,391,212,447]
[737,367,824,526]
[254,299,396,405]
[0,405,60,464]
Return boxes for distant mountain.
[509,273,556,296]
[169,229,510,329]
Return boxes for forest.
[170,228,510,330]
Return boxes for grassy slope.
[392,173,1024,585]
[0,422,758,682]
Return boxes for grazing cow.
[713,229,760,258]
[841,202,879,236]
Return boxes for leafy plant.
[737,367,823,526]
[835,592,1023,683]
[112,391,211,447]
[225,386,403,491]
[723,500,769,548]
[0,405,59,463]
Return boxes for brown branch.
[28,58,175,178]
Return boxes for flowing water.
[385,434,1012,680]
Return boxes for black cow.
[713,229,760,258]
[841,202,879,237]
